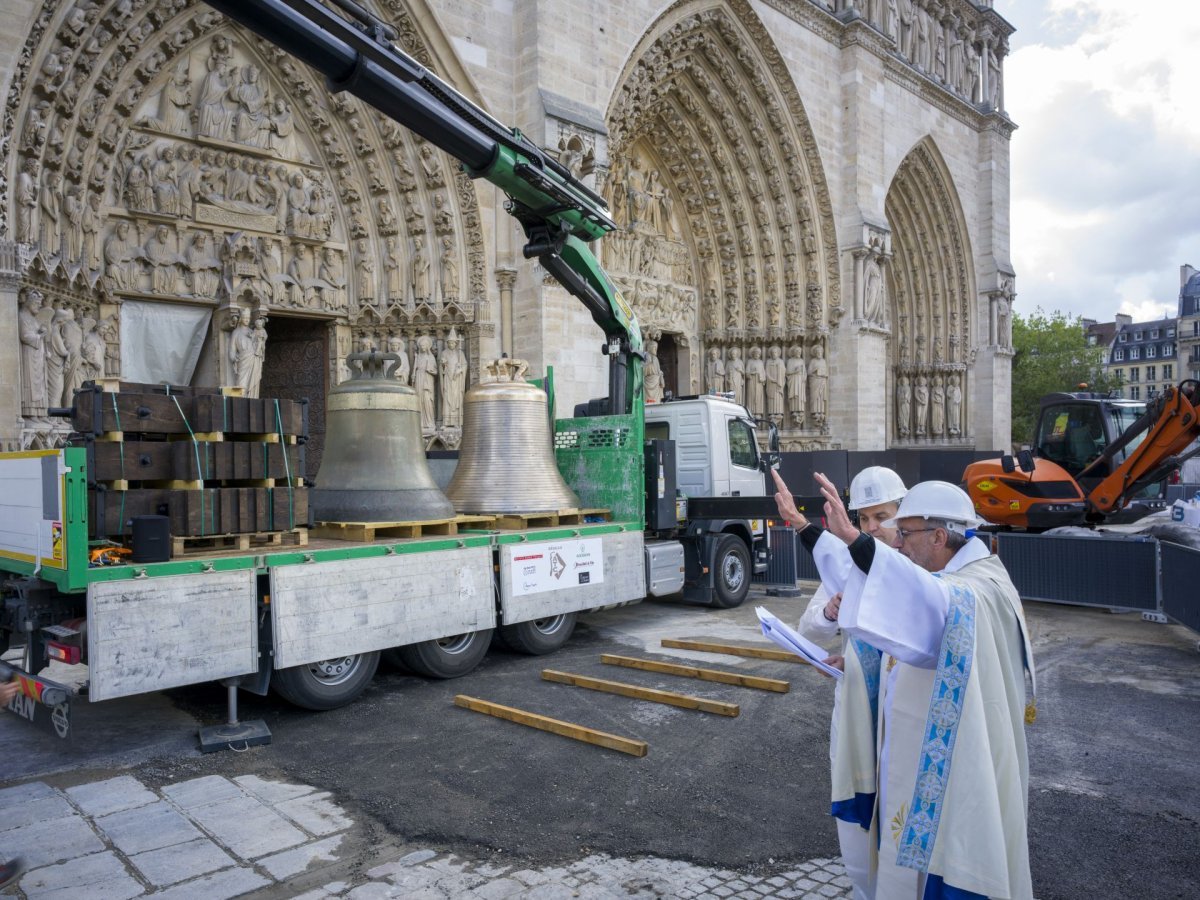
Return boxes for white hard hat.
[884,480,983,534]
[848,466,907,510]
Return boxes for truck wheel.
[498,613,577,655]
[271,651,380,711]
[397,629,493,679]
[712,534,751,609]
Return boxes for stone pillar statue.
[704,346,725,393]
[386,334,410,385]
[81,316,106,383]
[896,373,912,438]
[440,328,467,430]
[727,347,745,406]
[228,307,256,393]
[439,237,459,305]
[931,374,946,436]
[807,342,828,428]
[786,345,806,427]
[247,314,268,399]
[411,236,430,305]
[914,374,930,436]
[947,373,963,436]
[644,339,664,403]
[745,346,766,417]
[764,346,785,421]
[412,334,438,436]
[19,289,48,414]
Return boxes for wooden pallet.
[311,514,498,542]
[479,507,612,530]
[171,528,308,556]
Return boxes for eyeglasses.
[896,527,939,541]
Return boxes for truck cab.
[644,395,767,500]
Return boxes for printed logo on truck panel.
[509,538,604,597]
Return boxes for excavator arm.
[200,0,642,412]
[1079,380,1200,515]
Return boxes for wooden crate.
[481,508,612,530]
[71,385,306,439]
[89,486,308,538]
[171,528,308,557]
[84,439,303,483]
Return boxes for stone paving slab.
[21,850,146,900]
[96,800,204,856]
[159,775,244,810]
[275,791,354,836]
[185,792,310,859]
[233,774,318,805]
[258,834,346,880]
[128,836,237,887]
[65,776,159,818]
[0,794,74,832]
[3,813,107,869]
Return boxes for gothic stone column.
[0,242,28,449]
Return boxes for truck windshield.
[728,419,758,469]
[1107,404,1147,462]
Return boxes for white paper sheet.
[756,606,843,680]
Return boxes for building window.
[1114,348,1125,362]
[1151,329,1160,339]
[1168,327,1176,337]
[1147,344,1156,358]
[1164,343,1174,357]
[1114,368,1124,380]
[1135,331,1144,340]
[1130,386,1140,400]
[1129,369,1139,382]
[1146,365,1156,381]
[1120,333,1128,343]
[1130,347,1141,360]
[1148,386,1158,398]
[1164,364,1173,381]
[1193,321,1199,336]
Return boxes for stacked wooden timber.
[70,381,309,545]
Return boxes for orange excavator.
[964,380,1200,529]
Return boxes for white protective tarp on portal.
[119,300,211,385]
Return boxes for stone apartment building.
[0,0,1017,465]
[1105,314,1178,402]
[1179,264,1200,383]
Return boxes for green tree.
[1010,308,1116,447]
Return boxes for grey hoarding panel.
[1161,542,1200,633]
[996,532,1159,610]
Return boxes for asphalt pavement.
[1,586,1198,899]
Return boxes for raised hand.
[771,469,809,530]
[814,472,858,544]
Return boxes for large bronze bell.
[312,351,455,523]
[445,359,581,514]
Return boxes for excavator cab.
[1034,395,1145,482]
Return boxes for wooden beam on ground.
[661,638,809,664]
[453,695,647,757]
[541,669,740,717]
[600,654,790,693]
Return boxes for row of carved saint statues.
[895,369,964,440]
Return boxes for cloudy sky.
[1002,0,1200,324]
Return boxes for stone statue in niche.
[863,257,884,325]
[227,307,256,393]
[948,28,965,93]
[745,346,766,417]
[318,248,347,310]
[19,290,48,414]
[704,347,725,393]
[144,225,179,295]
[644,339,664,404]
[364,157,387,194]
[268,98,298,159]
[16,158,38,244]
[186,232,221,298]
[377,197,397,235]
[247,313,268,399]
[915,7,930,71]
[896,374,912,437]
[56,308,86,407]
[786,345,806,427]
[97,316,120,378]
[386,335,410,385]
[230,64,269,147]
[308,184,332,241]
[356,238,376,306]
[412,334,438,437]
[947,374,962,436]
[765,346,785,421]
[151,146,181,216]
[727,347,745,407]
[104,221,142,292]
[159,60,192,135]
[931,374,946,436]
[411,236,430,305]
[385,236,404,301]
[987,45,1001,109]
[885,0,899,40]
[196,37,235,140]
[419,143,444,186]
[287,244,315,308]
[81,316,106,384]
[63,185,85,266]
[40,170,62,254]
[439,237,459,305]
[807,342,828,428]
[124,154,153,212]
[440,329,467,430]
[914,374,929,436]
[433,192,454,234]
[285,173,310,236]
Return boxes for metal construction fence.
[1160,542,1200,633]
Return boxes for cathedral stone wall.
[0,0,1014,453]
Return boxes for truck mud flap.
[1,662,71,740]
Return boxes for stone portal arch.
[605,0,840,447]
[2,0,488,449]
[885,137,974,446]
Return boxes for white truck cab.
[644,395,767,499]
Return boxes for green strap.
[275,399,294,530]
[111,394,125,537]
[171,395,210,536]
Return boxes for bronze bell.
[445,359,581,514]
[312,350,455,523]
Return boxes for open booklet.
[755,606,843,681]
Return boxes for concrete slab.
[128,836,236,887]
[146,866,270,900]
[3,814,105,868]
[275,791,353,836]
[0,793,74,832]
[20,850,144,900]
[185,793,308,859]
[159,775,244,810]
[233,774,317,804]
[257,833,346,880]
[96,800,203,855]
[65,776,158,818]
[0,780,57,809]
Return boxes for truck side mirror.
[1017,449,1035,472]
[1000,454,1016,473]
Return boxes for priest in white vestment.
[797,466,908,900]
[775,471,1036,900]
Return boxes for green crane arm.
[200,0,641,413]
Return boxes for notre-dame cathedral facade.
[0,0,1015,467]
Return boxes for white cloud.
[1003,0,1200,324]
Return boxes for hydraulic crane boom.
[200,0,642,413]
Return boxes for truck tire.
[271,651,380,711]
[711,534,751,609]
[498,613,577,655]
[397,629,493,679]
